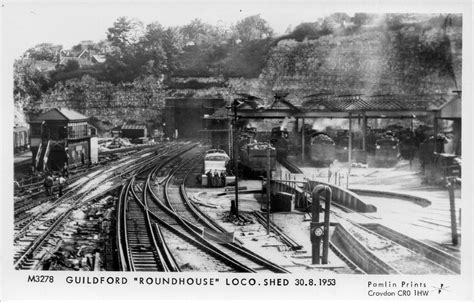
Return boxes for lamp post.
[227,99,240,217]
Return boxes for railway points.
[12,91,462,274]
[13,137,462,273]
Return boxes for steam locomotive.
[374,134,399,166]
[309,132,336,166]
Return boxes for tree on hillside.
[62,59,80,72]
[233,15,274,42]
[180,18,211,44]
[179,18,229,45]
[14,60,50,103]
[140,22,183,76]
[351,13,377,27]
[104,17,147,82]
[25,43,62,62]
[107,17,144,50]
[161,27,183,73]
[291,22,322,41]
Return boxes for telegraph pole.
[266,145,272,234]
[447,178,458,246]
[228,99,240,217]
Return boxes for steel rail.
[159,155,290,273]
[14,142,189,270]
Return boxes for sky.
[2,1,330,58]
[2,0,468,59]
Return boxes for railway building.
[13,125,29,153]
[120,124,148,143]
[29,108,98,171]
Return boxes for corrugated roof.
[122,124,147,130]
[268,98,301,112]
[302,94,452,112]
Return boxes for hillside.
[13,14,462,132]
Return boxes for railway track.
[146,150,290,273]
[13,142,168,210]
[279,157,457,274]
[13,141,194,270]
[13,143,182,228]
[114,144,291,272]
[117,148,252,272]
[117,179,170,271]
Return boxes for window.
[205,155,228,161]
[68,122,88,139]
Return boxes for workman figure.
[206,170,212,188]
[58,175,66,197]
[216,171,222,187]
[213,170,219,187]
[44,173,54,196]
[220,172,226,187]
[62,162,69,178]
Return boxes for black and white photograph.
[1,0,472,300]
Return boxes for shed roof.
[31,108,89,122]
[301,94,453,113]
[268,97,302,112]
[122,124,147,130]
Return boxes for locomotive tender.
[309,133,336,166]
[238,127,276,177]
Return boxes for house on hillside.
[91,54,106,64]
[59,56,94,68]
[59,47,105,67]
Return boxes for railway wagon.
[270,127,290,159]
[201,149,235,187]
[309,133,336,166]
[374,136,399,166]
[239,143,276,176]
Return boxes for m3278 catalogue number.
[27,275,54,283]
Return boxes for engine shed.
[29,108,98,171]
